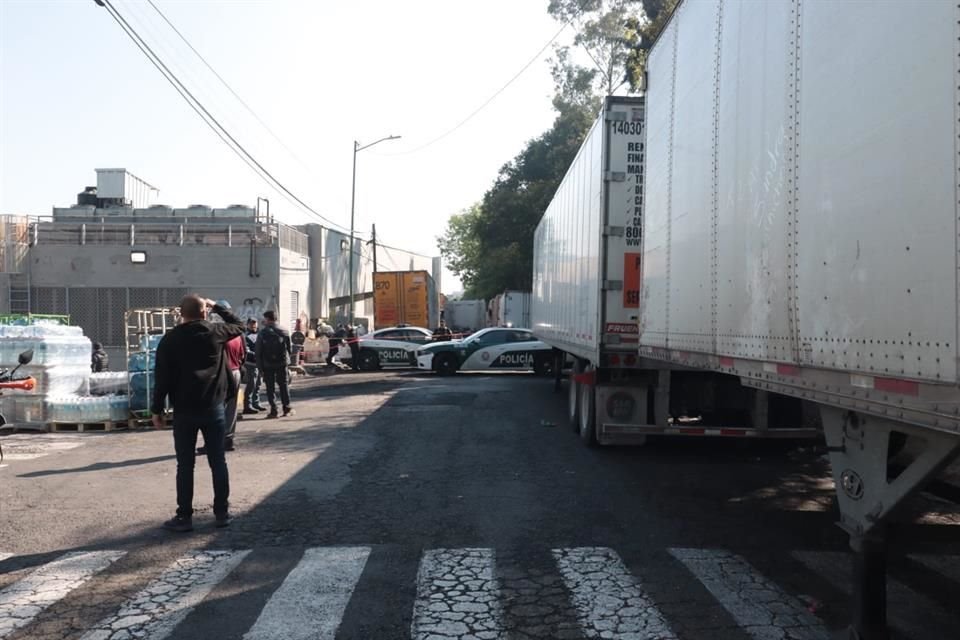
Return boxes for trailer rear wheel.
[568,361,582,432]
[578,367,597,446]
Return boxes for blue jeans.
[173,405,229,518]
[244,363,262,409]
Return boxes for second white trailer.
[531,96,818,445]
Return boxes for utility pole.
[348,135,400,325]
[371,224,378,274]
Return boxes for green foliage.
[439,103,594,300]
[625,0,680,89]
[438,0,679,299]
[548,0,642,96]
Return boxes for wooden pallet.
[49,421,126,433]
[127,415,174,430]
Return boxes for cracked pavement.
[0,371,958,639]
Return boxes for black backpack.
[259,327,288,369]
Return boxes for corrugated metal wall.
[30,286,188,347]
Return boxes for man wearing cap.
[256,310,294,418]
[152,294,244,532]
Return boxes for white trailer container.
[631,1,958,636]
[498,291,531,328]
[533,94,817,449]
[443,299,486,333]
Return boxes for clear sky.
[0,0,569,294]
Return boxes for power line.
[95,0,353,234]
[386,20,571,156]
[144,0,314,173]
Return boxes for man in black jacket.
[256,310,294,418]
[152,294,244,532]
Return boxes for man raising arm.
[151,295,244,532]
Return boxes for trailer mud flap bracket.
[820,406,960,537]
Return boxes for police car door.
[459,330,529,371]
[370,329,416,366]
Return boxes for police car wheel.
[434,353,458,376]
[358,350,379,371]
[533,353,553,377]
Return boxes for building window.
[130,251,147,264]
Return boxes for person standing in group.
[243,318,264,414]
[433,321,452,341]
[152,295,244,532]
[91,342,109,372]
[291,319,306,366]
[346,324,360,371]
[327,323,345,366]
[257,310,294,418]
[197,314,245,455]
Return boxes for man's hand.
[204,298,217,309]
[151,413,165,430]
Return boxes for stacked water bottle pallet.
[46,394,131,431]
[0,323,94,430]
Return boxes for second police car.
[416,327,553,375]
[340,326,434,370]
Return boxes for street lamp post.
[348,135,400,325]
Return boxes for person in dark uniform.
[347,325,360,370]
[291,319,306,366]
[327,324,345,366]
[433,321,452,341]
[91,342,109,372]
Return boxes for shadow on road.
[16,454,177,478]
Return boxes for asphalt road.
[1,370,958,639]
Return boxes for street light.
[348,134,401,324]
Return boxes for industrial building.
[0,169,440,362]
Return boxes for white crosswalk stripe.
[670,548,830,640]
[243,546,370,640]
[0,550,124,639]
[553,547,677,639]
[0,552,12,563]
[411,548,504,640]
[793,550,957,640]
[4,545,959,640]
[79,550,250,640]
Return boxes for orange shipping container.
[373,270,438,329]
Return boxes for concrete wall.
[23,241,284,350]
[300,224,440,328]
[28,243,280,289]
[278,247,310,329]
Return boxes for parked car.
[339,326,433,371]
[415,327,552,376]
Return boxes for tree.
[548,0,642,97]
[439,100,595,301]
[438,0,679,301]
[624,0,679,89]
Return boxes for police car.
[340,326,434,370]
[416,327,553,375]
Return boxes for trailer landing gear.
[820,407,960,640]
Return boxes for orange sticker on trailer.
[623,252,642,308]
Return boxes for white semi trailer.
[531,1,960,637]
[442,299,486,333]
